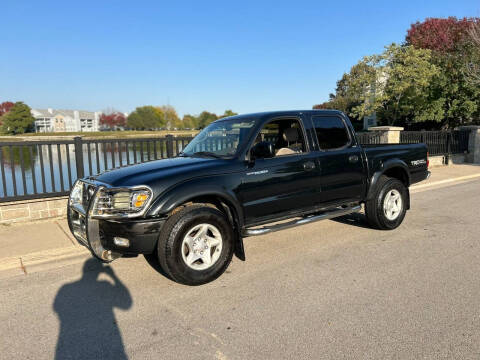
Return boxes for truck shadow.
[143,252,173,280]
[331,213,372,229]
[53,258,132,360]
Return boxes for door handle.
[303,161,315,170]
[348,155,359,163]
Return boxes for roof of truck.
[215,109,345,123]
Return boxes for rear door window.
[312,116,350,150]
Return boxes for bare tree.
[466,20,480,84]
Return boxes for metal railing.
[400,130,470,156]
[0,135,193,202]
[0,130,473,202]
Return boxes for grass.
[0,130,199,139]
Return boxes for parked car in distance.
[68,110,430,285]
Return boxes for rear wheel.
[155,204,234,285]
[365,175,407,230]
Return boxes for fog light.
[113,237,130,247]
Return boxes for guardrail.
[0,135,193,202]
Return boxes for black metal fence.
[357,130,470,157]
[400,130,470,156]
[0,129,473,202]
[0,135,193,202]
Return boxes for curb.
[411,173,480,191]
[0,246,90,279]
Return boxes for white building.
[31,108,101,133]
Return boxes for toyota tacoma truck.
[68,110,430,285]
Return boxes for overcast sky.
[1,0,478,116]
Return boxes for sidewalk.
[1,164,479,277]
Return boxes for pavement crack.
[55,220,76,245]
[19,257,27,275]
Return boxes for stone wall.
[0,196,68,224]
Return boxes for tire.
[155,204,234,285]
[365,175,407,230]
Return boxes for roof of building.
[31,109,98,119]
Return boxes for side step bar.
[244,205,362,237]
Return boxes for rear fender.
[367,159,411,209]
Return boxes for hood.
[91,156,226,188]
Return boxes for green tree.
[196,111,218,128]
[406,17,480,127]
[324,44,441,126]
[1,102,35,134]
[127,106,164,130]
[155,105,180,130]
[181,114,197,129]
[218,109,238,118]
[376,44,442,125]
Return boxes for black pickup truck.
[68,110,429,285]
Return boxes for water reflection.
[0,140,188,197]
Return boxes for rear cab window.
[312,116,351,150]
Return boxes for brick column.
[460,126,480,164]
[368,126,404,143]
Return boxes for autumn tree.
[0,102,14,117]
[406,17,474,53]
[1,102,35,134]
[99,111,127,129]
[406,17,480,126]
[0,101,15,127]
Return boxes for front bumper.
[67,182,165,262]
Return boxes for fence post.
[445,132,451,165]
[459,126,480,164]
[166,135,174,158]
[368,126,403,143]
[74,137,84,179]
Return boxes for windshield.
[181,118,256,158]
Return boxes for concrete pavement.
[0,171,479,359]
[0,163,479,278]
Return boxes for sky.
[1,0,479,117]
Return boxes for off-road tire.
[365,175,407,230]
[156,204,234,285]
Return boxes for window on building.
[312,116,350,150]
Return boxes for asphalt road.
[1,179,480,360]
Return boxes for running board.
[244,205,362,237]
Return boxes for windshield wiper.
[191,151,223,159]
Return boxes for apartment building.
[31,108,100,132]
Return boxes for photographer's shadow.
[53,258,132,360]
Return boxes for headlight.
[69,181,83,206]
[91,186,152,218]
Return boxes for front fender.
[147,177,246,260]
[148,178,243,221]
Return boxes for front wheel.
[365,175,407,230]
[155,204,234,285]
